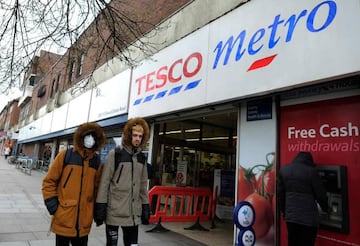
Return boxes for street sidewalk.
[0,156,206,246]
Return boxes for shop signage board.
[88,69,130,122]
[65,90,92,129]
[280,96,360,245]
[18,112,52,141]
[246,98,272,121]
[206,0,360,102]
[41,112,52,135]
[19,104,64,141]
[51,103,68,132]
[19,70,130,141]
[129,0,360,118]
[129,26,209,118]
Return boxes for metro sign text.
[212,0,337,71]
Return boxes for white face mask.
[84,134,95,149]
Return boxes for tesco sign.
[134,52,202,95]
[129,0,359,117]
[133,52,203,105]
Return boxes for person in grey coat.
[94,118,150,246]
[278,151,329,246]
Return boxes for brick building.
[2,1,358,245]
[0,99,20,155]
[6,0,192,158]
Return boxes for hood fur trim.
[73,122,106,151]
[122,117,150,148]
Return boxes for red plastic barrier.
[148,186,214,224]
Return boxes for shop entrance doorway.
[150,111,238,245]
[152,111,237,189]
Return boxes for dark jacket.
[42,122,106,237]
[278,152,328,227]
[95,117,150,226]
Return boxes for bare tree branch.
[0,0,190,95]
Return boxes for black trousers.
[106,224,138,246]
[55,234,88,246]
[286,222,318,246]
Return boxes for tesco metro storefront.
[128,0,359,245]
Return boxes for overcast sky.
[0,0,97,113]
[0,88,21,112]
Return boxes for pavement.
[0,156,208,246]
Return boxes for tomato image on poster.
[236,99,276,245]
[237,152,276,241]
[279,96,360,246]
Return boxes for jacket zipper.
[116,165,123,184]
[131,157,135,225]
[76,158,85,237]
[63,168,73,188]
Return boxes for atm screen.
[316,165,349,234]
[317,169,339,193]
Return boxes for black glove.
[141,204,150,225]
[44,196,59,215]
[94,203,107,226]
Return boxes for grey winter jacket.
[95,144,149,226]
[278,152,329,227]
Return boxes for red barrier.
[148,186,214,228]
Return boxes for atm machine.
[316,165,349,234]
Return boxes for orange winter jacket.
[42,122,105,237]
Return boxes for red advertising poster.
[237,152,276,244]
[280,96,360,245]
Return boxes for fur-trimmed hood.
[73,122,106,152]
[122,117,150,149]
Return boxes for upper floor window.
[50,79,56,98]
[29,76,35,86]
[56,73,61,91]
[77,54,85,77]
[4,121,9,130]
[19,103,31,121]
[37,85,47,98]
[68,60,76,83]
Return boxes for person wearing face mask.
[94,117,150,246]
[42,122,106,246]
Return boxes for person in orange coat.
[42,122,106,246]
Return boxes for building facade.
[1,0,359,245]
[0,99,20,156]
